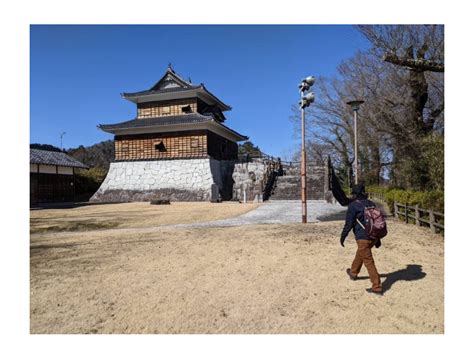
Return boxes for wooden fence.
[393,202,444,233]
[369,192,386,203]
[368,193,444,234]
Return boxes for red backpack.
[356,201,388,240]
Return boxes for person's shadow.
[357,264,426,293]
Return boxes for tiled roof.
[98,114,248,141]
[122,85,200,98]
[30,149,89,169]
[98,114,214,130]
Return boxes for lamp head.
[299,92,315,108]
[346,99,365,111]
[302,76,316,86]
[298,82,310,92]
[299,76,315,92]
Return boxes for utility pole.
[346,100,364,185]
[298,76,315,223]
[60,132,66,150]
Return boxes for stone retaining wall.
[232,160,267,202]
[90,158,235,202]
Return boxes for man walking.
[340,183,383,295]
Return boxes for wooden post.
[394,201,398,219]
[429,210,436,233]
[415,205,420,226]
[404,203,408,224]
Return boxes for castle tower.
[91,67,247,202]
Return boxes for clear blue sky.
[30,25,369,158]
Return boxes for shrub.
[366,185,444,213]
[74,167,108,201]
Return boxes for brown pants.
[350,239,382,292]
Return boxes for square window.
[181,105,192,113]
[155,141,167,152]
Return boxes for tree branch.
[383,52,444,72]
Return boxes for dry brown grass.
[30,201,258,234]
[30,218,443,334]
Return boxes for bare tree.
[290,25,444,190]
[358,25,444,135]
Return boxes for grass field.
[30,202,444,334]
[30,201,258,234]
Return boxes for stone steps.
[270,174,324,200]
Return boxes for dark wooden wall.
[207,131,238,160]
[114,130,238,161]
[114,130,208,160]
[30,173,75,204]
[137,98,198,118]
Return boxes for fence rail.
[393,202,444,234]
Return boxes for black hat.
[351,183,366,196]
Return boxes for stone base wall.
[232,160,267,202]
[90,158,234,203]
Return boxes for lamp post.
[346,100,364,185]
[299,76,315,223]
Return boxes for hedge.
[74,167,108,202]
[366,186,444,213]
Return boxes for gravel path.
[183,200,347,227]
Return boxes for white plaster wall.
[31,164,74,175]
[38,164,57,174]
[57,166,73,175]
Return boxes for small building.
[91,66,248,202]
[30,148,89,205]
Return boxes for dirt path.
[30,220,443,334]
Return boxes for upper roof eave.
[121,85,232,111]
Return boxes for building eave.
[99,118,247,143]
[122,86,231,111]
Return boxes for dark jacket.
[341,197,376,241]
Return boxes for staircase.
[268,163,326,200]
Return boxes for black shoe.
[366,288,383,296]
[346,268,357,281]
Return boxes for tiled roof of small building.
[30,149,89,169]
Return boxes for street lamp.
[299,76,316,224]
[346,99,364,185]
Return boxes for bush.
[366,185,444,213]
[74,167,108,201]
